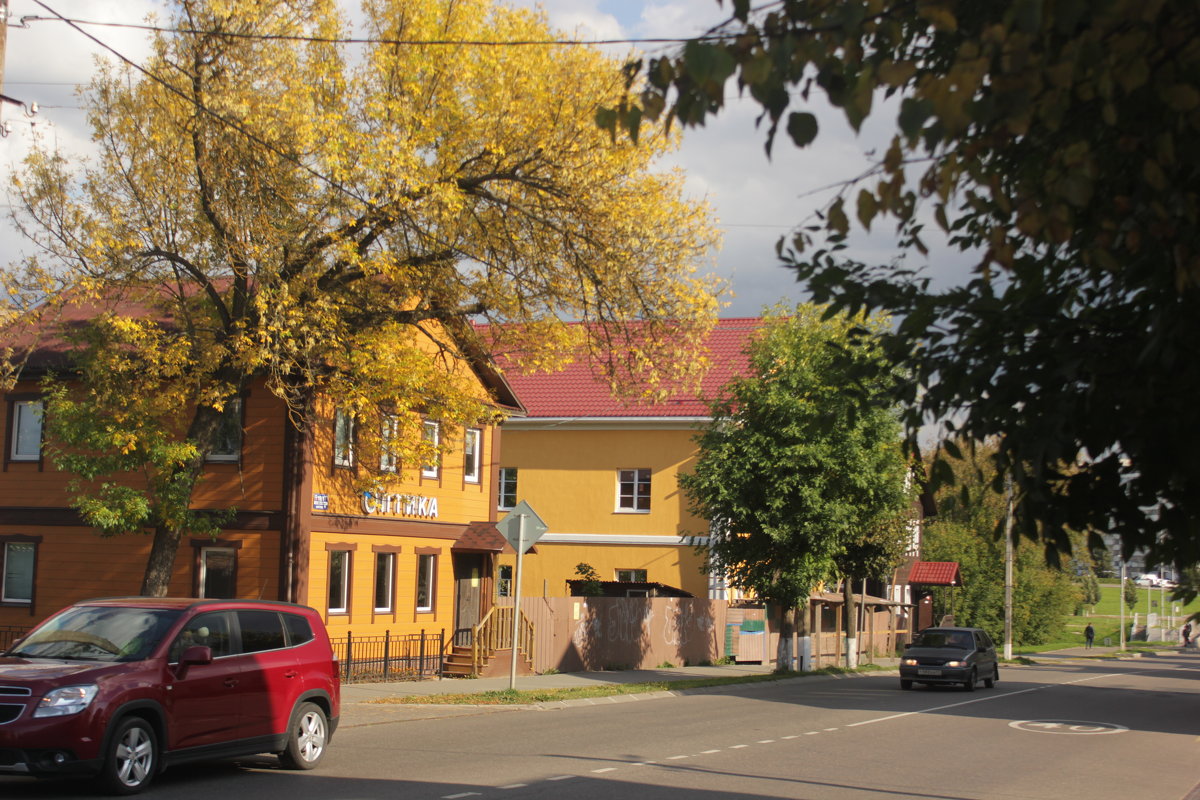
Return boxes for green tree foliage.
[606,0,1200,571]
[923,443,1079,646]
[574,563,604,597]
[681,305,911,610]
[1124,578,1140,612]
[4,0,719,595]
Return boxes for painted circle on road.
[1009,720,1129,735]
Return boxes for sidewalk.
[340,658,900,705]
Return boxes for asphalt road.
[6,651,1199,799]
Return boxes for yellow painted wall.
[306,530,455,641]
[498,542,709,599]
[496,425,711,598]
[500,427,705,536]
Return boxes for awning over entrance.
[908,561,961,586]
[452,520,536,555]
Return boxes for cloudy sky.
[0,0,952,317]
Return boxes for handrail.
[470,606,534,676]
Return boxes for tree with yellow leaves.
[4,0,720,595]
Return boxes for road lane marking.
[592,767,618,773]
[846,673,1120,728]
[805,731,820,735]
[667,755,689,760]
[498,785,527,790]
[443,794,480,799]
[757,739,775,743]
[701,749,722,754]
[730,744,749,749]
[782,735,800,739]
[1010,720,1128,735]
[547,775,574,781]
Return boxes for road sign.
[495,501,547,554]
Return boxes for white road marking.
[757,739,775,743]
[701,749,722,754]
[730,744,749,749]
[592,767,618,773]
[667,755,689,760]
[546,775,574,781]
[443,794,480,799]
[498,784,527,790]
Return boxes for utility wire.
[16,14,735,48]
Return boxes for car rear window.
[284,612,314,646]
[239,609,287,653]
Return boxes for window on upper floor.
[10,399,44,462]
[206,398,243,462]
[421,421,440,480]
[463,428,481,484]
[379,415,400,473]
[617,468,651,512]
[1,538,38,605]
[498,467,518,510]
[333,409,355,468]
[616,568,648,583]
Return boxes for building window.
[379,415,399,472]
[617,468,651,512]
[421,421,440,479]
[497,564,513,598]
[616,568,648,583]
[334,409,355,468]
[1,540,36,604]
[10,399,43,462]
[328,549,351,614]
[498,467,517,510]
[199,547,237,598]
[463,428,481,484]
[374,551,395,613]
[416,552,436,612]
[207,398,243,462]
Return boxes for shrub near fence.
[333,630,444,684]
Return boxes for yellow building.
[495,319,760,600]
[0,297,523,659]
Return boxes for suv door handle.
[224,678,239,687]
[284,670,299,679]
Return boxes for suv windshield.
[913,630,973,650]
[7,606,182,662]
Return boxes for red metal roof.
[499,318,761,418]
[908,561,962,586]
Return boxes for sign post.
[494,501,547,689]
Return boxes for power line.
[16,14,734,49]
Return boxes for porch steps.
[442,645,534,679]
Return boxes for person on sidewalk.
[1183,622,1192,647]
[1084,623,1095,649]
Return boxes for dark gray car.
[899,626,999,691]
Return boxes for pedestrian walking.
[1183,622,1192,647]
[1085,623,1095,649]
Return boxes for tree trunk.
[775,604,796,672]
[796,593,812,672]
[843,577,858,668]
[141,524,184,596]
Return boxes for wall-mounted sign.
[312,493,329,511]
[361,491,439,519]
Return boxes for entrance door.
[453,554,485,647]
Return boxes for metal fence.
[0,626,29,652]
[333,629,444,683]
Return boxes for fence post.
[345,632,353,683]
[383,630,391,679]
[418,628,426,677]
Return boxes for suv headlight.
[34,685,99,718]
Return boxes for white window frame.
[334,409,355,468]
[416,553,436,612]
[206,398,243,463]
[1,541,35,604]
[421,421,440,479]
[617,468,651,513]
[328,550,351,614]
[11,400,44,462]
[463,428,481,484]
[616,568,648,583]
[497,467,518,510]
[374,551,395,613]
[379,415,399,472]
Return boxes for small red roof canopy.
[908,561,961,586]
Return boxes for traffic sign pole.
[508,513,525,690]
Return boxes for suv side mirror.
[174,645,213,678]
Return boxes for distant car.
[1135,574,1160,587]
[899,626,999,691]
[0,597,340,794]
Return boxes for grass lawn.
[1092,582,1200,618]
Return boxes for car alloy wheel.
[102,717,157,795]
[280,702,328,770]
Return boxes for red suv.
[0,597,340,794]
